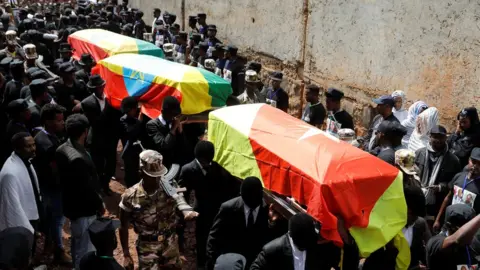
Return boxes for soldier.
[1,30,22,59]
[163,43,175,61]
[223,46,244,96]
[119,149,198,270]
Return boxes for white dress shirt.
[195,159,207,175]
[158,114,172,129]
[243,204,259,226]
[288,235,306,270]
[94,94,105,111]
[402,225,414,247]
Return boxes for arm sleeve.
[206,206,227,270]
[250,248,269,270]
[146,120,176,152]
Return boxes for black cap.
[373,95,395,106]
[88,217,120,242]
[430,125,447,136]
[0,56,13,66]
[10,59,24,69]
[26,67,41,78]
[197,13,206,19]
[188,15,197,21]
[78,53,94,66]
[226,45,238,53]
[153,8,161,13]
[87,74,106,88]
[326,87,344,100]
[378,121,407,137]
[198,42,209,50]
[270,71,283,81]
[7,99,29,115]
[30,78,48,91]
[207,24,217,31]
[190,33,202,42]
[0,227,34,269]
[445,204,476,227]
[471,148,480,161]
[246,61,262,73]
[58,43,73,53]
[59,62,75,74]
[178,31,187,39]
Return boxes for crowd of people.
[0,1,480,270]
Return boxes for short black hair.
[11,132,31,150]
[306,84,320,95]
[65,114,89,139]
[162,96,181,114]
[30,85,47,100]
[121,96,138,114]
[194,141,215,161]
[40,103,66,125]
[404,185,426,217]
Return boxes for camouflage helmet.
[139,150,168,177]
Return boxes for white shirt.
[94,94,105,111]
[195,159,207,176]
[243,204,259,226]
[402,225,414,247]
[158,114,172,129]
[0,153,40,233]
[288,235,306,270]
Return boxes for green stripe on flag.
[135,39,165,59]
[198,68,232,107]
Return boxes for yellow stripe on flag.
[179,68,212,115]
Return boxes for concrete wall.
[131,0,480,131]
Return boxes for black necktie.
[247,209,255,230]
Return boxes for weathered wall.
[132,0,480,131]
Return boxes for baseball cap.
[445,204,476,228]
[471,148,480,161]
[139,150,168,177]
[430,125,447,136]
[373,95,395,106]
[326,87,344,100]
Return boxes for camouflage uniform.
[120,181,182,269]
[119,150,193,270]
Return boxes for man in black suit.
[75,53,94,84]
[179,141,240,268]
[206,176,269,269]
[80,74,117,195]
[32,103,71,264]
[55,114,105,269]
[251,213,322,270]
[146,96,184,168]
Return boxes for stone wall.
[131,0,480,132]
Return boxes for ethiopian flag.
[68,29,164,62]
[208,104,410,269]
[94,54,232,118]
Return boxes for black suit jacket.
[250,234,324,270]
[179,160,239,217]
[206,197,269,270]
[145,117,179,167]
[33,130,61,191]
[55,139,102,220]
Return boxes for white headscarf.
[401,101,428,147]
[392,90,408,122]
[408,107,439,152]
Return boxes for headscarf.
[408,107,439,152]
[401,101,428,147]
[392,90,408,122]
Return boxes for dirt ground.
[33,149,198,270]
